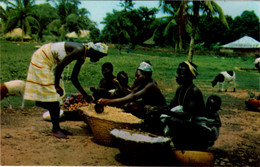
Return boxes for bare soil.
[1,89,260,166]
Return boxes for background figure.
[24,42,108,138]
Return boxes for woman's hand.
[55,86,64,96]
[84,94,94,103]
[98,98,111,105]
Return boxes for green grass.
[0,40,258,108]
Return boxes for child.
[205,95,222,141]
[90,62,117,102]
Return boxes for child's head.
[117,71,129,86]
[102,62,113,78]
[206,95,221,114]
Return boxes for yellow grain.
[80,104,142,124]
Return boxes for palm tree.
[160,0,228,62]
[3,0,39,42]
[187,1,228,62]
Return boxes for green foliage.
[101,6,158,48]
[2,0,39,42]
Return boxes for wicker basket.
[80,106,142,145]
[110,128,172,157]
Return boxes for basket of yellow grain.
[79,104,142,145]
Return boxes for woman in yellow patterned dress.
[24,42,108,138]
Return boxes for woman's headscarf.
[137,61,153,72]
[84,42,108,54]
[183,61,199,78]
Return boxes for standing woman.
[24,42,108,138]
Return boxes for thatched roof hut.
[4,28,32,40]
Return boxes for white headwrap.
[137,61,153,72]
[254,57,260,65]
[84,42,108,54]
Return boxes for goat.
[211,71,236,92]
[0,80,25,109]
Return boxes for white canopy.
[222,36,260,49]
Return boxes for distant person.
[98,61,166,118]
[24,42,108,138]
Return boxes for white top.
[50,42,67,62]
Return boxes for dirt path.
[1,90,260,166]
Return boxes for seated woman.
[160,61,209,150]
[98,61,166,118]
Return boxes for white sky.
[1,0,260,30]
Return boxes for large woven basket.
[79,106,142,145]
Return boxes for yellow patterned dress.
[24,42,66,102]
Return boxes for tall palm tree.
[160,0,228,62]
[3,0,39,42]
[187,1,228,62]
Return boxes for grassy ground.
[0,40,258,108]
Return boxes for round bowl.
[173,150,214,166]
[42,109,64,121]
[245,99,260,111]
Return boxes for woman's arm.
[99,82,153,106]
[70,57,93,102]
[55,42,84,96]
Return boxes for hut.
[220,36,260,56]
[4,28,32,40]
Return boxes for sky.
[1,0,260,30]
[81,0,260,30]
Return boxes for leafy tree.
[101,10,131,53]
[2,0,39,42]
[31,3,58,40]
[127,7,158,48]
[232,11,259,41]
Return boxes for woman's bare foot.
[52,130,68,139]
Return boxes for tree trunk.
[187,1,199,63]
[21,22,24,42]
[187,35,194,62]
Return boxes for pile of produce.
[245,91,260,111]
[80,104,142,124]
[63,93,89,111]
